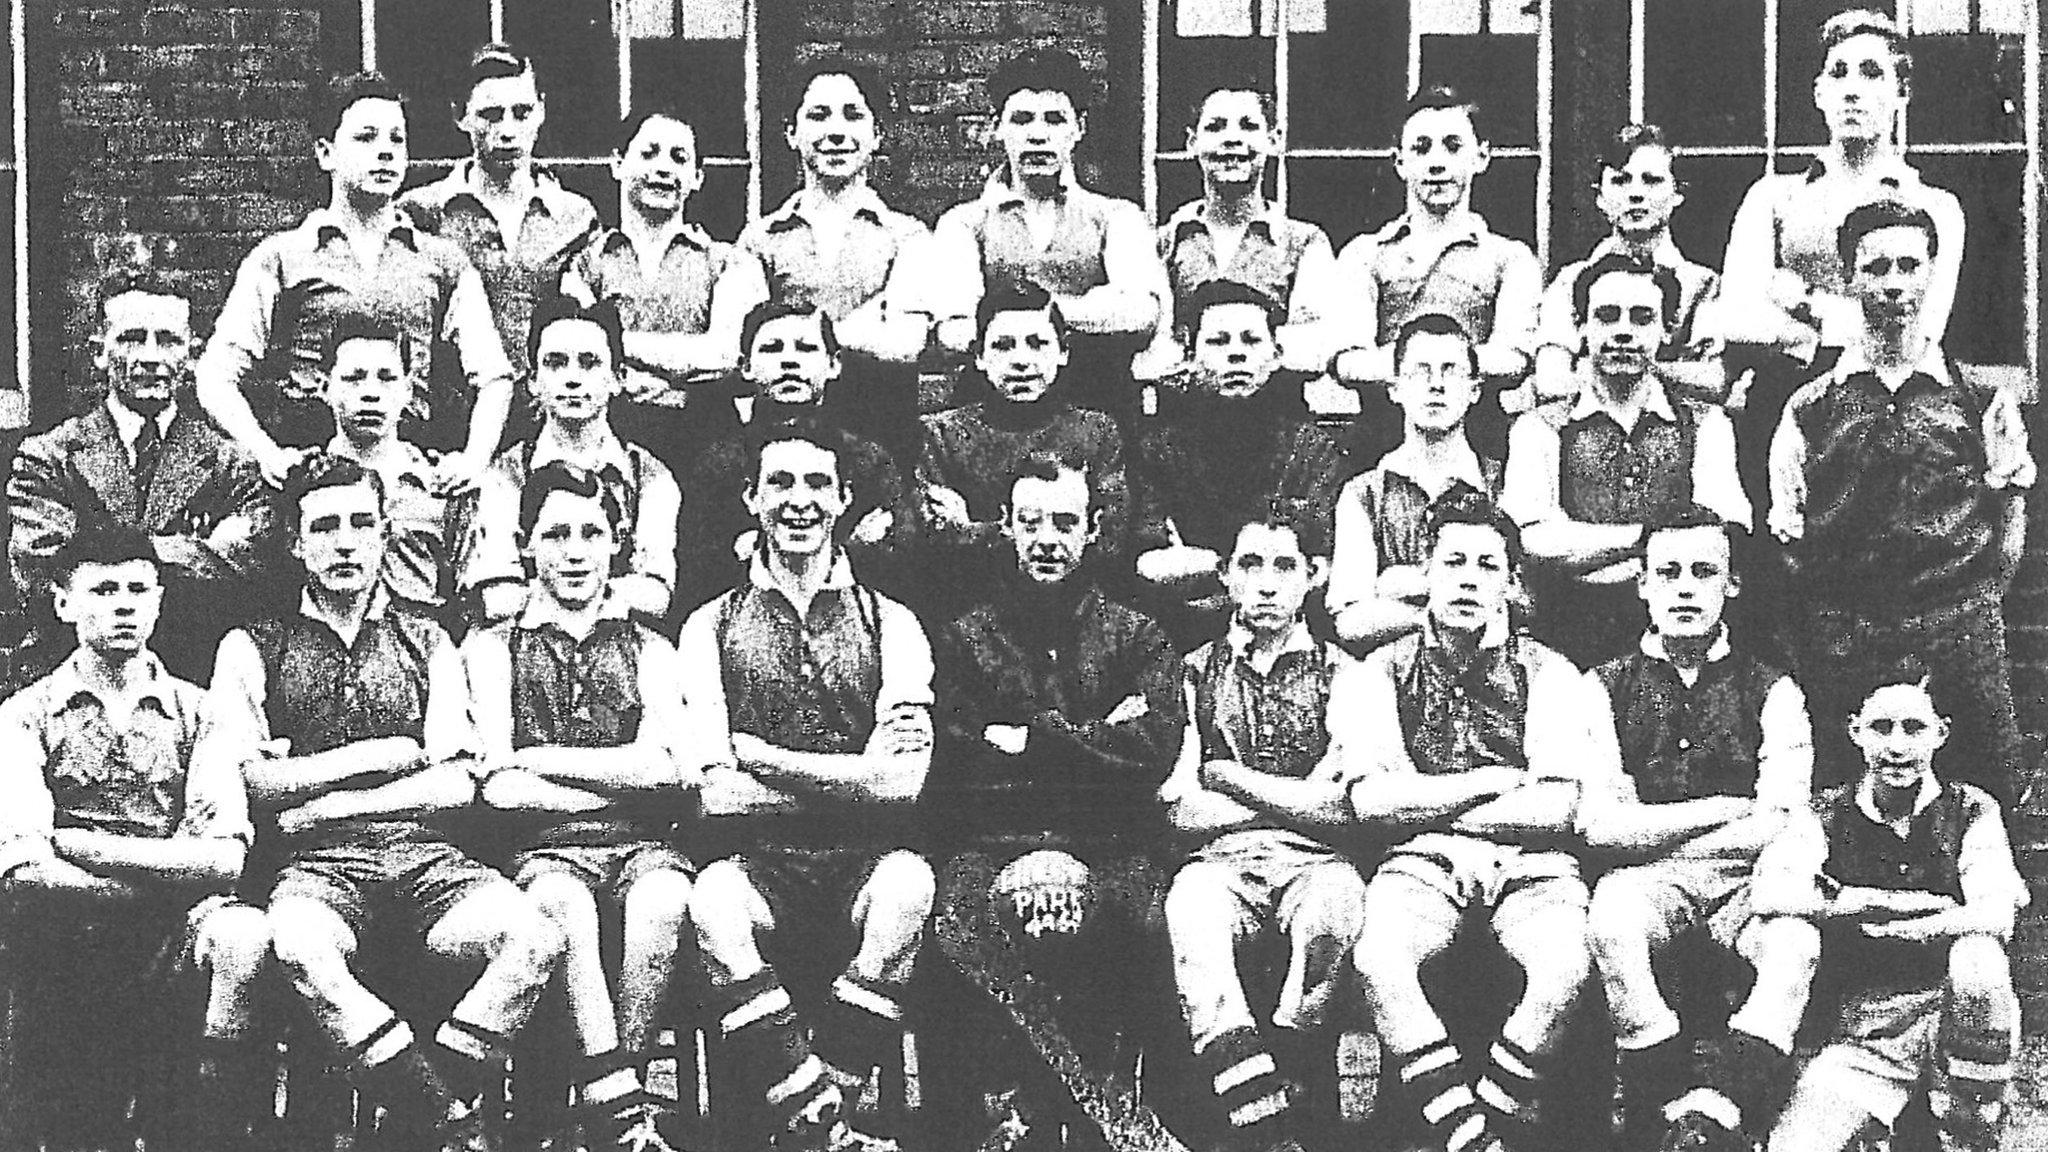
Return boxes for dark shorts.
[270,835,511,940]
[720,846,909,978]
[512,839,694,903]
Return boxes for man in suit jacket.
[8,250,277,681]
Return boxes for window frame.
[0,0,26,430]
[1141,0,1557,269]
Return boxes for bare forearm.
[57,832,242,888]
[243,737,423,805]
[1212,765,1352,828]
[1332,599,1425,651]
[1054,286,1158,335]
[515,744,685,792]
[743,744,922,802]
[1451,782,1579,838]
[625,330,737,377]
[1522,520,1641,574]
[319,762,477,822]
[462,378,513,465]
[1585,798,1744,854]
[1353,774,1513,827]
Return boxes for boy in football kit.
[1348,498,1629,1152]
[1327,313,1502,653]
[1159,504,1368,1152]
[463,461,702,1150]
[1581,506,1821,1152]
[678,421,937,1152]
[197,72,514,489]
[1754,666,2026,1152]
[207,455,564,1149]
[0,526,270,1152]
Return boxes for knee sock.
[431,1017,515,1108]
[710,966,837,1129]
[1392,1039,1495,1152]
[1616,1032,1692,1147]
[1199,1024,1298,1151]
[346,1017,453,1138]
[812,969,911,1094]
[1475,1036,1558,1143]
[1707,1028,1792,1135]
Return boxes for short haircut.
[989,47,1092,115]
[1847,654,1943,724]
[613,107,694,156]
[781,58,890,127]
[528,295,626,374]
[977,283,1070,348]
[1176,279,1284,343]
[95,234,186,320]
[1596,123,1676,178]
[1642,503,1740,567]
[1423,492,1522,573]
[1393,312,1479,375]
[1187,83,1276,129]
[466,42,537,93]
[1009,448,1100,514]
[322,316,413,375]
[53,522,157,587]
[741,300,842,362]
[1230,497,1327,559]
[1400,84,1484,143]
[1819,8,1911,87]
[282,452,387,530]
[1572,252,1682,328]
[518,461,623,538]
[314,71,407,142]
[745,413,850,488]
[1836,199,1939,271]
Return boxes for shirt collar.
[1378,438,1489,494]
[1224,619,1316,662]
[1638,626,1733,666]
[1855,771,1941,826]
[747,547,859,596]
[1589,233,1686,268]
[985,168,1077,209]
[298,584,391,635]
[104,394,176,449]
[423,161,572,219]
[763,186,890,232]
[1169,197,1278,240]
[1421,609,1511,653]
[325,434,435,488]
[1804,154,1920,191]
[517,590,635,633]
[1569,370,1679,427]
[600,221,712,257]
[304,206,420,252]
[1377,209,1483,247]
[1834,340,1953,390]
[530,425,635,476]
[50,647,172,712]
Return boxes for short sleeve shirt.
[739,187,935,321]
[937,176,1150,300]
[1537,235,1722,356]
[566,224,752,337]
[1327,442,1502,616]
[1157,199,1331,324]
[1337,211,1541,352]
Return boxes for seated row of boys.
[1,386,2023,1152]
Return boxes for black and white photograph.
[0,2,2040,1150]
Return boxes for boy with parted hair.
[464,461,702,1151]
[1580,504,1821,1152]
[1328,312,1501,652]
[0,524,271,1152]
[1754,663,2026,1152]
[1160,501,1368,1152]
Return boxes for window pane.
[0,172,15,395]
[507,0,621,160]
[1775,0,1898,149]
[630,30,749,159]
[1664,153,1765,273]
[692,163,750,241]
[1155,157,1204,218]
[1905,33,2025,144]
[1645,0,1765,148]
[1419,33,1536,148]
[1913,152,2026,366]
[1157,5,1273,152]
[1469,153,1536,249]
[374,0,492,161]
[547,159,615,220]
[1284,156,1404,249]
[1287,0,1406,149]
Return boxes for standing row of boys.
[0,9,2031,1152]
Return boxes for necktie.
[132,418,164,516]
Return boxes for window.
[338,0,761,239]
[1637,0,2037,372]
[0,0,24,430]
[1146,0,1554,262]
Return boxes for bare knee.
[1744,914,1822,977]
[863,850,937,929]
[1506,917,1591,1015]
[1288,866,1368,944]
[1949,934,2013,1001]
[267,901,353,979]
[692,860,764,957]
[1585,874,1659,964]
[197,903,272,985]
[525,871,601,937]
[1165,863,1234,937]
[623,869,693,940]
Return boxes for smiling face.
[745,438,850,559]
[1395,106,1487,215]
[292,479,387,598]
[977,308,1068,403]
[1188,89,1276,191]
[1815,32,1907,145]
[1191,301,1281,397]
[99,290,193,418]
[533,317,621,428]
[1390,330,1480,435]
[1849,682,1947,792]
[1597,145,1682,240]
[1639,523,1737,643]
[742,312,841,406]
[326,336,407,447]
[55,557,162,657]
[459,70,544,176]
[1583,269,1667,382]
[1848,224,1934,335]
[1425,521,1512,635]
[995,88,1083,184]
[614,114,702,215]
[319,96,408,203]
[1005,467,1095,586]
[788,72,877,185]
[523,487,617,610]
[1222,522,1317,635]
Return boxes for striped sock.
[1394,1039,1495,1152]
[1198,1025,1296,1145]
